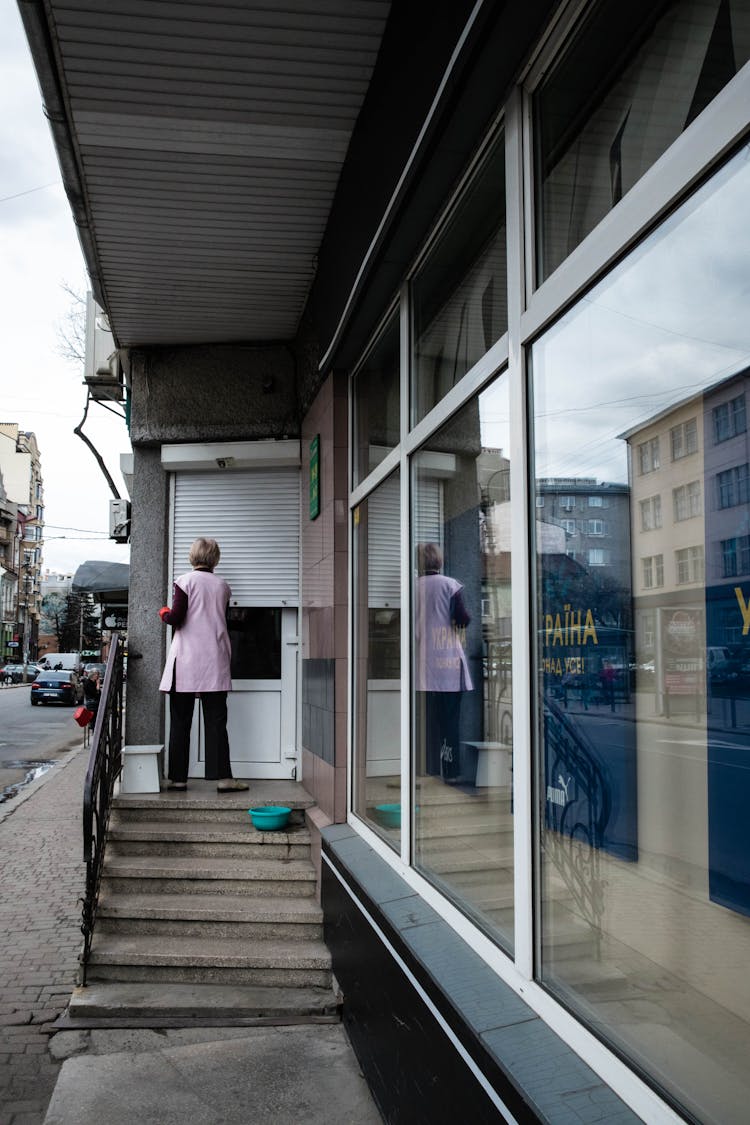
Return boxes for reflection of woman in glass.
[415,542,472,780]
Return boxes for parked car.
[30,670,83,706]
[3,662,43,684]
[707,646,735,682]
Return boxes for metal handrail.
[80,634,125,985]
[542,698,613,943]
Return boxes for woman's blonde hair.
[189,537,221,570]
[417,542,443,574]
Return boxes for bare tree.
[56,281,87,367]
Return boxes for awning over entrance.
[18,1,391,349]
[72,560,129,602]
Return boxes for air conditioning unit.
[84,293,125,402]
[109,499,131,543]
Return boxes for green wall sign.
[309,434,320,520]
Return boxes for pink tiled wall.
[300,370,349,830]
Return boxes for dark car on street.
[3,663,43,684]
[30,670,84,706]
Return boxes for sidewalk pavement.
[0,742,382,1125]
[0,743,88,1125]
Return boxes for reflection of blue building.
[536,481,638,864]
[623,369,750,917]
[702,369,750,917]
[704,369,750,660]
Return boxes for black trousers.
[168,691,232,782]
[419,691,462,779]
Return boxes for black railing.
[542,698,613,942]
[80,634,125,985]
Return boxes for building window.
[560,519,577,535]
[670,418,698,460]
[640,495,662,531]
[642,554,664,589]
[637,437,660,475]
[412,130,507,425]
[532,0,750,282]
[588,519,605,536]
[558,495,576,510]
[721,536,750,578]
[413,373,514,953]
[532,141,750,1125]
[676,545,705,584]
[587,495,604,507]
[587,547,608,566]
[352,470,401,849]
[713,393,747,443]
[352,314,400,487]
[536,496,545,507]
[673,480,702,521]
[717,464,750,509]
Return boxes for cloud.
[1,1,131,577]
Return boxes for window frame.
[345,11,750,1122]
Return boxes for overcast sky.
[1,0,131,577]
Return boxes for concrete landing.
[44,1025,382,1124]
[68,981,340,1020]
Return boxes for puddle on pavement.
[0,759,56,804]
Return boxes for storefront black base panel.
[321,826,641,1125]
[322,855,516,1124]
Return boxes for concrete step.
[68,981,339,1020]
[112,790,313,827]
[415,842,514,876]
[101,855,317,898]
[43,1025,382,1125]
[542,915,600,962]
[416,819,515,848]
[87,934,332,988]
[107,820,312,860]
[97,892,323,941]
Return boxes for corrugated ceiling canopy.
[40,0,390,346]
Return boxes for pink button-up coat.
[414,573,473,693]
[159,569,233,693]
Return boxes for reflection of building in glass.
[622,393,707,713]
[622,368,750,709]
[536,478,631,588]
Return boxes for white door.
[168,462,300,781]
[187,605,299,780]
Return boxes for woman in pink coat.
[415,542,472,780]
[158,537,248,792]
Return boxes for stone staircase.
[69,782,338,1023]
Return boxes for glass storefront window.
[534,0,750,283]
[412,374,514,951]
[412,131,507,426]
[352,314,400,487]
[532,142,750,1124]
[352,471,401,848]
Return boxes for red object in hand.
[159,606,171,621]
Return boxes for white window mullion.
[506,87,534,982]
[399,283,412,867]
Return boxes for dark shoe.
[163,781,187,791]
[217,778,249,792]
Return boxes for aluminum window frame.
[345,7,750,1121]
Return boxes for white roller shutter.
[172,468,299,605]
[367,475,442,608]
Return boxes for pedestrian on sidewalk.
[158,536,249,793]
[82,667,101,719]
